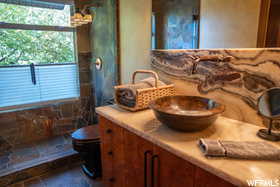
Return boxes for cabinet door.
[123,129,154,187]
[99,117,125,187]
[194,167,236,187]
[153,146,195,187]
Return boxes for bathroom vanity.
[96,105,280,187]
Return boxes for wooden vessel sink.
[149,95,225,132]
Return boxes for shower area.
[0,0,119,185]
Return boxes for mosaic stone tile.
[23,177,46,187]
[11,165,103,187]
[0,137,12,156]
[10,183,25,187]
[60,103,74,118]
[78,53,91,71]
[79,71,91,84]
[0,154,10,171]
[9,144,40,167]
[0,134,80,186]
[35,136,72,157]
[40,166,101,187]
[80,84,92,98]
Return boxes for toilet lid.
[72,125,100,142]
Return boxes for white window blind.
[0,64,79,110]
[0,66,41,108]
[38,64,79,102]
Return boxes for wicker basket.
[114,70,175,111]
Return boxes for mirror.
[257,88,280,141]
[152,0,280,49]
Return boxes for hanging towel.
[198,139,280,160]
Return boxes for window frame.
[0,0,80,111]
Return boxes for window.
[0,0,79,110]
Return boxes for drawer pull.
[106,129,113,134]
[151,155,159,187]
[108,151,113,155]
[109,177,115,182]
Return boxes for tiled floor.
[0,134,74,178]
[11,165,103,187]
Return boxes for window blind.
[0,66,41,108]
[0,64,80,110]
[38,64,80,102]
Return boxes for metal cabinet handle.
[144,150,153,187]
[151,155,159,187]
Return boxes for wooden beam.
[257,0,271,48]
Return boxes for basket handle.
[132,70,159,88]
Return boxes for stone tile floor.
[10,165,103,187]
[0,134,74,178]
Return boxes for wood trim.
[116,0,121,85]
[0,22,75,32]
[257,0,271,48]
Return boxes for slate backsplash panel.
[151,49,280,128]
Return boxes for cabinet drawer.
[99,117,125,187]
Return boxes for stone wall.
[151,49,280,129]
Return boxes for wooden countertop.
[96,105,280,187]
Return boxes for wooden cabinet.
[99,117,125,187]
[123,129,154,187]
[99,116,236,187]
[153,146,195,187]
[194,167,236,187]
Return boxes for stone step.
[0,134,81,187]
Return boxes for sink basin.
[149,95,225,132]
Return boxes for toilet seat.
[72,125,100,143]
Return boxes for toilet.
[72,125,102,179]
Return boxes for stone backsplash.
[151,49,280,128]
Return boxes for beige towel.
[116,78,165,107]
[198,139,280,160]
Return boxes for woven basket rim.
[114,84,174,90]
